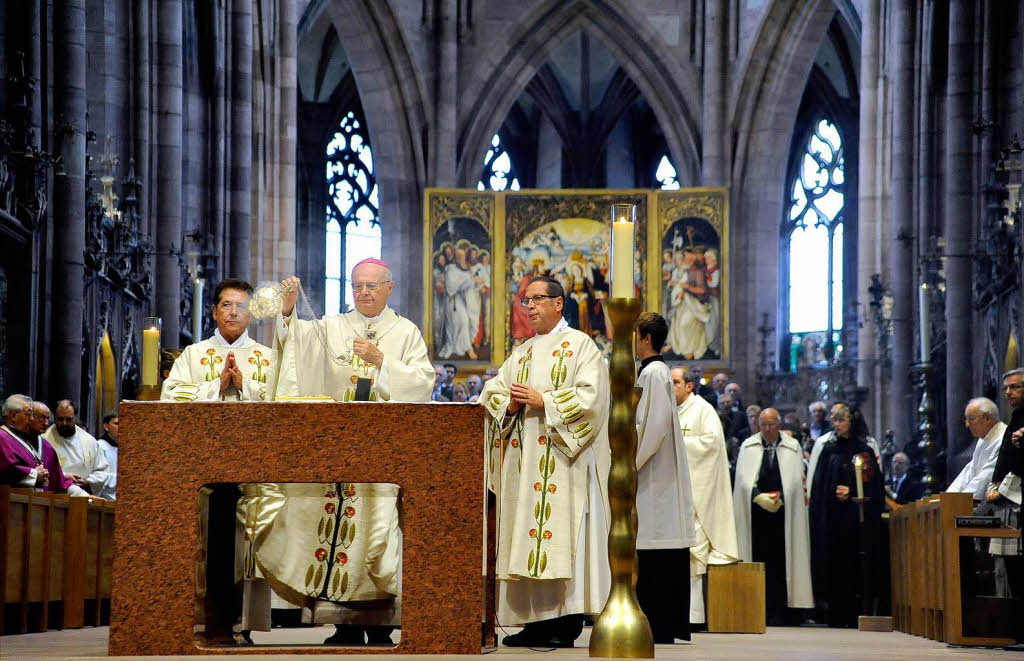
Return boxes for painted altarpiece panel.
[423,190,499,367]
[655,188,730,362]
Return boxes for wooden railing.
[890,491,1020,646]
[1,487,115,635]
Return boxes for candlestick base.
[137,385,161,401]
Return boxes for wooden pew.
[889,491,1020,646]
[0,487,115,635]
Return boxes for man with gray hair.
[0,395,86,495]
[948,397,1005,501]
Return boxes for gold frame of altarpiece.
[423,187,730,370]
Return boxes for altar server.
[251,260,432,646]
[479,276,610,648]
[633,313,696,643]
[734,408,813,624]
[670,365,738,627]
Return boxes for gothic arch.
[725,0,843,389]
[310,0,431,316]
[455,0,702,188]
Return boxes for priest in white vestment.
[161,278,278,644]
[670,366,738,626]
[255,259,433,646]
[479,275,610,648]
[948,397,1006,501]
[633,313,697,643]
[45,400,112,497]
[734,409,813,624]
[161,279,276,403]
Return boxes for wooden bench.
[1,486,115,635]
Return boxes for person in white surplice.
[479,275,610,648]
[948,397,1006,501]
[633,312,697,643]
[733,409,813,625]
[669,365,738,627]
[253,259,433,646]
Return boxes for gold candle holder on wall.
[589,296,654,659]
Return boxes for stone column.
[857,0,882,433]
[50,0,88,402]
[228,0,252,281]
[944,0,974,476]
[132,0,150,229]
[889,0,916,446]
[275,0,297,281]
[434,0,458,186]
[701,0,727,185]
[155,0,183,346]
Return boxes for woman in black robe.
[808,402,885,628]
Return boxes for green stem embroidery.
[529,436,555,577]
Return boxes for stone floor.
[2,625,1021,660]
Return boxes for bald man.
[733,409,813,625]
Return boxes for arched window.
[326,111,381,315]
[784,118,845,369]
[655,155,680,190]
[477,133,521,192]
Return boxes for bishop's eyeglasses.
[352,281,392,292]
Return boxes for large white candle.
[919,282,930,359]
[853,454,864,500]
[611,216,635,299]
[142,324,160,386]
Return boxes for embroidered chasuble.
[244,306,432,627]
[274,306,434,402]
[161,330,276,402]
[479,319,611,624]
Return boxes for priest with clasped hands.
[245,258,433,647]
[479,275,610,648]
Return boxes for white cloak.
[733,433,814,608]
[949,421,1006,500]
[95,439,117,500]
[44,425,113,497]
[677,393,738,571]
[806,431,880,497]
[479,319,610,624]
[161,330,276,402]
[635,360,697,550]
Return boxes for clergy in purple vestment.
[0,394,86,495]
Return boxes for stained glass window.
[326,111,381,315]
[656,155,680,190]
[785,118,845,368]
[477,133,520,192]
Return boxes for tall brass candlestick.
[589,297,653,659]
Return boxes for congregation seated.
[885,452,923,505]
[44,399,114,498]
[0,394,88,496]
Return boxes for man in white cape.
[670,365,738,627]
[251,259,433,646]
[733,408,813,624]
[161,278,277,644]
[45,400,113,497]
[479,275,610,648]
[948,397,1005,501]
[633,313,697,643]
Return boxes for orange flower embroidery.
[529,528,537,538]
[533,482,542,491]
[315,547,327,561]
[548,484,557,494]
[543,530,552,540]
[325,502,335,513]
[560,341,570,348]
[344,506,356,518]
[335,552,348,565]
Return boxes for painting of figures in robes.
[424,191,495,364]
[657,189,729,362]
[504,192,648,357]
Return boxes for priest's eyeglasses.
[217,301,249,312]
[351,281,392,292]
[521,295,558,307]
